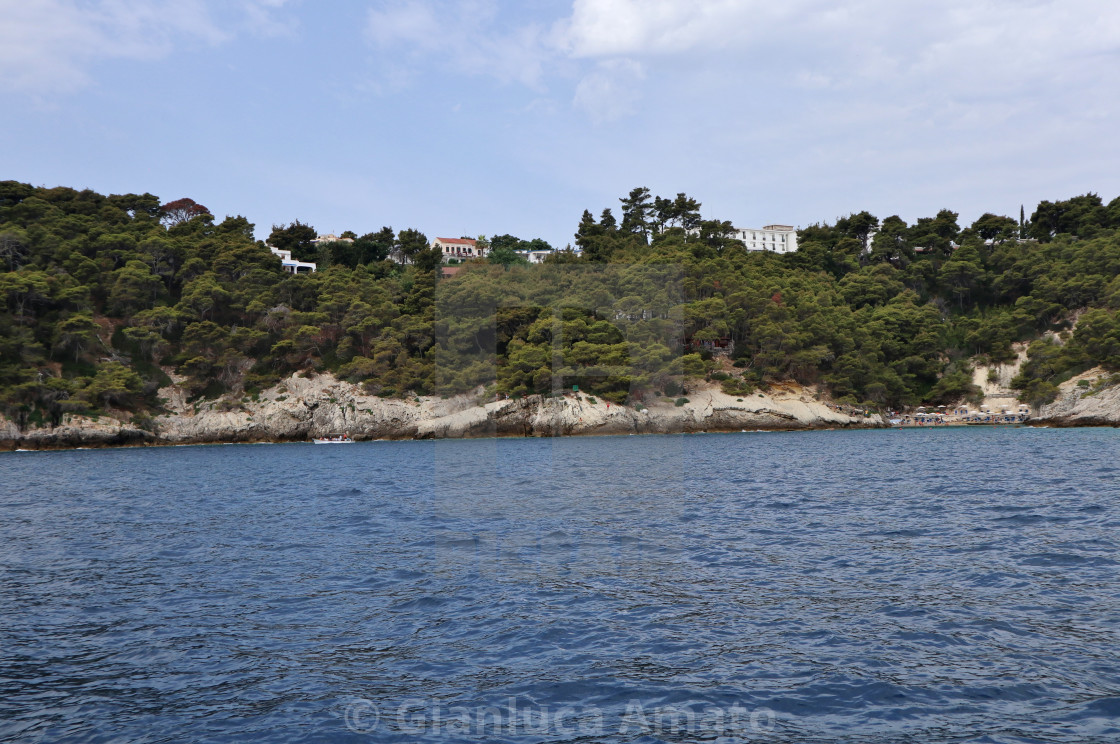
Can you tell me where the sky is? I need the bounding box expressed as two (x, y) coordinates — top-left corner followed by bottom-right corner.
(3, 0), (1120, 249)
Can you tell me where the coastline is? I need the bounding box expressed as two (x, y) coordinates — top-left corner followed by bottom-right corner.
(10, 366), (1120, 452)
(1031, 367), (1120, 427)
(0, 374), (884, 451)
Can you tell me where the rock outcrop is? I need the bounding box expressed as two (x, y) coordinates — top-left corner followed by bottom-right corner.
(972, 344), (1029, 413)
(0, 374), (884, 450)
(1036, 368), (1120, 427)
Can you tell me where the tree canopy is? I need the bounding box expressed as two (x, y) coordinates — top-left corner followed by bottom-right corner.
(3, 179), (1120, 430)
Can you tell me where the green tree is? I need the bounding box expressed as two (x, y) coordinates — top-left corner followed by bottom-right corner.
(84, 362), (143, 408)
(940, 243), (987, 308)
(619, 187), (653, 243)
(268, 221), (318, 261)
(489, 234), (524, 253)
(177, 273), (233, 321)
(576, 209), (623, 263)
(1030, 194), (1108, 241)
(354, 227), (395, 264)
(52, 313), (102, 361)
(0, 228), (28, 270)
(395, 228), (430, 261)
(109, 260), (165, 314)
(971, 213), (1018, 242)
(488, 245), (529, 268)
(836, 210), (880, 252)
(0, 270), (50, 321)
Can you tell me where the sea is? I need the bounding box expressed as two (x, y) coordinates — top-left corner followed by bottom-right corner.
(2, 427), (1119, 743)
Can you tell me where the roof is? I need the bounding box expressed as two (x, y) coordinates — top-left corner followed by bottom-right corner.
(435, 237), (476, 246)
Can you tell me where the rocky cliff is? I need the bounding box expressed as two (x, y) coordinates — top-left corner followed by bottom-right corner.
(1035, 367), (1120, 426)
(0, 374), (884, 450)
(971, 344), (1029, 413)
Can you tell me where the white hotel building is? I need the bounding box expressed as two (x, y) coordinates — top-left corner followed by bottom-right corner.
(733, 224), (798, 254)
(269, 246), (316, 274)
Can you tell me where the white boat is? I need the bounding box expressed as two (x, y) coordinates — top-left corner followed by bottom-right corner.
(312, 435), (354, 444)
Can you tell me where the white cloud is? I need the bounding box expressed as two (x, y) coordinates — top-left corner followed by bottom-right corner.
(364, 0), (550, 88)
(572, 59), (645, 123)
(0, 0), (298, 94)
(0, 0), (220, 93)
(549, 0), (1120, 147)
(365, 0), (557, 89)
(241, 0), (300, 37)
(351, 0), (1120, 156)
(559, 0), (776, 57)
(557, 0), (1120, 90)
(366, 1), (441, 48)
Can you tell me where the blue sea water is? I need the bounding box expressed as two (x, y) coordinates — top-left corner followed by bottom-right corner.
(2, 427), (1120, 743)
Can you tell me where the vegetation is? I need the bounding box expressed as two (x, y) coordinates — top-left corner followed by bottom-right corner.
(3, 179), (1120, 430)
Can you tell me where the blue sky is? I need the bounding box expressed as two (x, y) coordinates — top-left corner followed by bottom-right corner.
(3, 0), (1120, 249)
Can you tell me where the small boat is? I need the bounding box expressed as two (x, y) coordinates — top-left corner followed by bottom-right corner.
(312, 434), (354, 444)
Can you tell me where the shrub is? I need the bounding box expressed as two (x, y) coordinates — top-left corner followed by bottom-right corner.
(674, 397), (689, 406)
(721, 377), (755, 396)
(928, 366), (983, 406)
(1020, 379), (1059, 408)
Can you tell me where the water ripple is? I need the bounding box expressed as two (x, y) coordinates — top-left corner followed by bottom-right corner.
(2, 428), (1120, 742)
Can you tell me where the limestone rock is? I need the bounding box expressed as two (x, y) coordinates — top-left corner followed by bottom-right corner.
(1, 374), (883, 450)
(1037, 368), (1120, 426)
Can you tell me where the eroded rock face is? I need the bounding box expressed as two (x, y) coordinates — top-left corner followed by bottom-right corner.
(1036, 368), (1120, 427)
(0, 374), (883, 450)
(2, 416), (155, 449)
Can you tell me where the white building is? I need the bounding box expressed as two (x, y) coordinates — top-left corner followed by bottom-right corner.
(269, 246), (316, 274)
(520, 249), (554, 264)
(434, 237), (489, 262)
(733, 224), (798, 254)
(311, 233), (353, 245)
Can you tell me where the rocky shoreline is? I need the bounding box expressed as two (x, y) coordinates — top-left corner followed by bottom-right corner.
(0, 374), (884, 451)
(1033, 367), (1120, 427)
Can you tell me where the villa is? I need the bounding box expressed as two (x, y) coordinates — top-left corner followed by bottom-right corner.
(311, 233), (353, 245)
(434, 237), (489, 262)
(731, 225), (798, 254)
(521, 249), (554, 264)
(269, 246), (316, 274)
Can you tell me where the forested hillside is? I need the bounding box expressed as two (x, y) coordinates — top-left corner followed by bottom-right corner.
(3, 180), (1120, 431)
